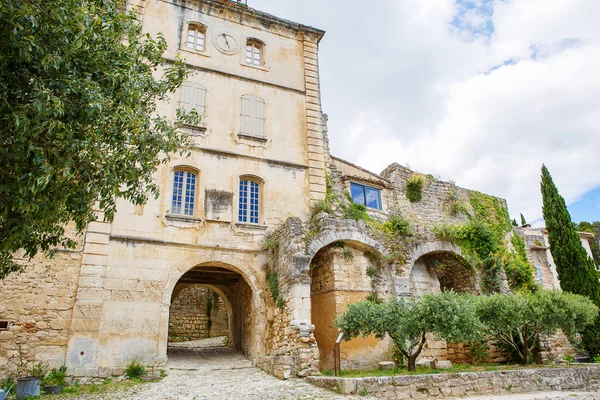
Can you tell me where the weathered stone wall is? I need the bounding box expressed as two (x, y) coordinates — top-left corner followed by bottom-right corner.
(307, 366), (600, 399)
(0, 225), (83, 376)
(537, 330), (577, 363)
(168, 286), (228, 341)
(380, 163), (476, 229)
(310, 245), (393, 371)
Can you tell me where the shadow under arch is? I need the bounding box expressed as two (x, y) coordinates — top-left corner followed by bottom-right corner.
(158, 256), (266, 363)
(408, 242), (480, 296)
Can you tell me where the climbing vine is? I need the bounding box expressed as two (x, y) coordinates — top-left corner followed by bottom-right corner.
(266, 268), (285, 309)
(434, 191), (536, 293)
(506, 233), (536, 292)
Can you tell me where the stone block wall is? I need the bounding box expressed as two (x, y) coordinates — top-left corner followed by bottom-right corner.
(168, 286), (228, 341)
(0, 225), (83, 376)
(307, 366), (600, 399)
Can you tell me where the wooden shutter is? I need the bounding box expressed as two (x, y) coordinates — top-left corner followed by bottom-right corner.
(179, 82), (206, 126)
(240, 95), (265, 137)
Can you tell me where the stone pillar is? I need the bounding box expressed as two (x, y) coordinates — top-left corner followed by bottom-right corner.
(65, 218), (111, 377)
(303, 37), (326, 202)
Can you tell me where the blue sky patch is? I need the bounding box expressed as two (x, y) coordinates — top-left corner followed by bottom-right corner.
(451, 0), (495, 41)
(568, 186), (600, 223)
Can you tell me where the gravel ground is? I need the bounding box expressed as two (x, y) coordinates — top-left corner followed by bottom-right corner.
(57, 338), (599, 400)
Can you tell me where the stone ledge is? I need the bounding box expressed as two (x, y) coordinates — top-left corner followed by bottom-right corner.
(306, 365), (600, 399)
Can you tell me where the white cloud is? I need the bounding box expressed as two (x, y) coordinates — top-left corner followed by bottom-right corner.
(250, 0), (600, 222)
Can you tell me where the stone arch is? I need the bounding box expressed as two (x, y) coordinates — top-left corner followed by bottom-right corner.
(307, 229), (386, 261)
(405, 240), (465, 275)
(158, 254), (266, 362)
(407, 241), (480, 296)
(308, 231), (390, 371)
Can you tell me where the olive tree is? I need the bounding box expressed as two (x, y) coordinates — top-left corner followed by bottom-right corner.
(0, 0), (199, 278)
(335, 291), (482, 371)
(477, 290), (598, 364)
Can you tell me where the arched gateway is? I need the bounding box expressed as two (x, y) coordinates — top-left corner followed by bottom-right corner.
(158, 256), (267, 365)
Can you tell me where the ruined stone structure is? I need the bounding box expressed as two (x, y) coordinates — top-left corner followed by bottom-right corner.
(0, 0), (596, 381)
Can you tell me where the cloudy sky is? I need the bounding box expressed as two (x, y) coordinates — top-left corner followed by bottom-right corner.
(249, 0), (600, 224)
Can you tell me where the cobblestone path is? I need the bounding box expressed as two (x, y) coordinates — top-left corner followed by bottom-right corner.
(66, 338), (376, 400)
(59, 338), (600, 400)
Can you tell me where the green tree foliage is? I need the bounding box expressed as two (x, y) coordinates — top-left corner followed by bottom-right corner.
(511, 218), (518, 227)
(335, 292), (481, 371)
(477, 290), (597, 364)
(541, 165), (600, 356)
(0, 0), (197, 278)
(520, 213), (527, 226)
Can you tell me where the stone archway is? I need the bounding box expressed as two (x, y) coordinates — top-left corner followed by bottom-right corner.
(408, 246), (479, 296)
(158, 255), (266, 365)
(308, 234), (390, 371)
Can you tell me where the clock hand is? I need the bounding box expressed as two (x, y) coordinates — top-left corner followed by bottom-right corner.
(222, 33), (230, 49)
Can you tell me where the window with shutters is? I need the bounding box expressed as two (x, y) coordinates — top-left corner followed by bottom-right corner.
(245, 39), (263, 66)
(239, 94), (265, 139)
(179, 82), (207, 129)
(238, 177), (261, 224)
(171, 169), (198, 217)
(185, 24), (206, 52)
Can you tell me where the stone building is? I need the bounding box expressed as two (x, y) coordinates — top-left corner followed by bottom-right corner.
(0, 0), (596, 380)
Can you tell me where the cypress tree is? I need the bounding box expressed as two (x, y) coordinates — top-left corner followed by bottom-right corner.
(511, 218), (518, 227)
(520, 213), (527, 226)
(541, 164), (600, 356)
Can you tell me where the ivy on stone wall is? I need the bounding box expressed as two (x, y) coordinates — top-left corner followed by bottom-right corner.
(262, 228), (286, 309)
(434, 191), (536, 294)
(266, 268), (285, 309)
(506, 234), (536, 292)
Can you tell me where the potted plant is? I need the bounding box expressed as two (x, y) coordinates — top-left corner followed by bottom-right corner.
(42, 366), (67, 394)
(15, 361), (44, 399)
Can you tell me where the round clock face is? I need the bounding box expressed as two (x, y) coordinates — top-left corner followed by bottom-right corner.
(214, 33), (239, 55)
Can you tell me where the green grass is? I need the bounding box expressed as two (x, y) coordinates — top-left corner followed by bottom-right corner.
(320, 362), (593, 378)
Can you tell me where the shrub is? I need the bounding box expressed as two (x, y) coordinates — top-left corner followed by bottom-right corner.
(476, 290), (598, 365)
(43, 366), (67, 386)
(405, 174), (426, 203)
(336, 291), (481, 371)
(380, 214), (412, 236)
(343, 201), (369, 221)
(124, 360), (146, 379)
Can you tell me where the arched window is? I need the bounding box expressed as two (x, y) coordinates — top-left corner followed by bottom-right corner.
(238, 178), (260, 224)
(240, 94), (265, 138)
(179, 82), (207, 126)
(171, 169), (198, 216)
(186, 24), (206, 52)
(245, 39), (263, 66)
